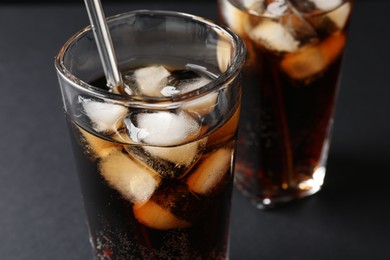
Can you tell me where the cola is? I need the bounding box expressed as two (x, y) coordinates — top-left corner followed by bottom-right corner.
(219, 0), (353, 207)
(67, 65), (240, 259)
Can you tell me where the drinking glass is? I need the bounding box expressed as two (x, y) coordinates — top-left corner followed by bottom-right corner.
(55, 10), (245, 259)
(218, 0), (353, 208)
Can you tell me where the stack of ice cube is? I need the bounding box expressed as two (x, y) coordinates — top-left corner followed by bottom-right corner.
(76, 63), (232, 230)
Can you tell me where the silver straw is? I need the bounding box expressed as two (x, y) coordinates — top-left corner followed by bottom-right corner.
(83, 0), (123, 89)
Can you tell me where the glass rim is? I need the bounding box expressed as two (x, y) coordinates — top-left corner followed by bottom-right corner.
(54, 9), (246, 106)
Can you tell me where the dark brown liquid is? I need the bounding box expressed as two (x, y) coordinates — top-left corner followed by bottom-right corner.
(236, 47), (341, 198)
(67, 67), (240, 258)
(219, 0), (352, 205)
(69, 130), (233, 258)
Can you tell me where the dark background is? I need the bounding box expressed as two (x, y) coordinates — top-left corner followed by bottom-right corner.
(0, 0), (373, 3)
(0, 0), (389, 259)
(3, 0), (212, 3)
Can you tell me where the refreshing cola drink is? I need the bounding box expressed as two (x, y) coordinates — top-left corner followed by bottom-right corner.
(68, 65), (240, 259)
(55, 11), (245, 259)
(219, 0), (353, 207)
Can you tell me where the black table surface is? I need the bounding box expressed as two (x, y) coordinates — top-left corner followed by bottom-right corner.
(1, 1), (389, 259)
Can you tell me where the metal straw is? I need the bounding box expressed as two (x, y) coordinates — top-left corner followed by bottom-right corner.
(83, 0), (123, 89)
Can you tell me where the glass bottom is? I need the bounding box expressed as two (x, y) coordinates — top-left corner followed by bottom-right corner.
(235, 167), (326, 209)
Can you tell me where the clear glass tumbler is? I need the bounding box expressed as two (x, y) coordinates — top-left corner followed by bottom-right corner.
(218, 0), (353, 208)
(55, 10), (245, 259)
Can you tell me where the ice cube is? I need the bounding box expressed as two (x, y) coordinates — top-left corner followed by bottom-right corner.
(176, 75), (212, 94)
(312, 0), (343, 11)
(290, 0), (350, 32)
(280, 44), (325, 81)
(243, 0), (265, 8)
(125, 137), (206, 179)
(134, 65), (171, 97)
(133, 181), (204, 229)
(133, 201), (191, 230)
(78, 126), (120, 159)
(290, 0), (342, 13)
(166, 65), (213, 95)
(183, 92), (219, 116)
(125, 111), (200, 146)
(81, 98), (128, 133)
(178, 75), (218, 116)
(266, 0), (288, 17)
(220, 0), (251, 36)
(280, 32), (346, 81)
(170, 70), (216, 114)
(99, 151), (160, 205)
(327, 2), (351, 30)
(187, 148), (233, 195)
(144, 138), (207, 167)
(248, 19), (299, 53)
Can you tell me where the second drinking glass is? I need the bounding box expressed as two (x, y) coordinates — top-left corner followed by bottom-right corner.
(219, 0), (353, 208)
